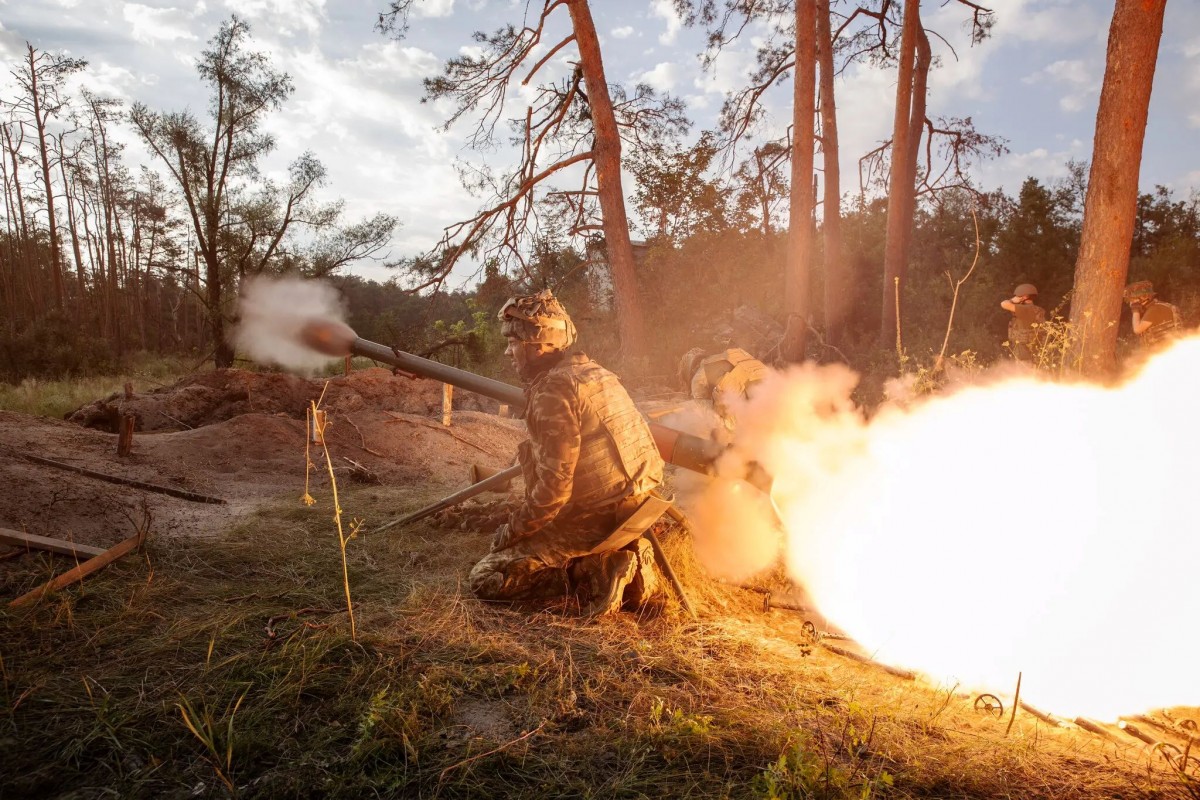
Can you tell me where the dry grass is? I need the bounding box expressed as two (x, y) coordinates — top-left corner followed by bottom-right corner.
(0, 487), (1193, 799)
(0, 353), (206, 418)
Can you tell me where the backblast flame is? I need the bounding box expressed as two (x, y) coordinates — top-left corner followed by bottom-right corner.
(717, 340), (1200, 721)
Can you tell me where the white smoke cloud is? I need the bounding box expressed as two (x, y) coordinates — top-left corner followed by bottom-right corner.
(714, 344), (1200, 720)
(232, 275), (347, 372)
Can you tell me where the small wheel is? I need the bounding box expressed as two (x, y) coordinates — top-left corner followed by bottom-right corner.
(1180, 718), (1198, 733)
(974, 694), (1004, 719)
(800, 620), (819, 644)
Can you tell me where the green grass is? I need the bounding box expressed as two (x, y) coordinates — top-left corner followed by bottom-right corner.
(0, 353), (208, 418)
(0, 487), (1189, 799)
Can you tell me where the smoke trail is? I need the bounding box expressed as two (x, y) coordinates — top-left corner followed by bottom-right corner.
(720, 343), (1200, 720)
(232, 276), (347, 371)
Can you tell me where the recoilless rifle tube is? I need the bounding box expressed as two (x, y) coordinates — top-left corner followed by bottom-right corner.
(299, 319), (764, 485)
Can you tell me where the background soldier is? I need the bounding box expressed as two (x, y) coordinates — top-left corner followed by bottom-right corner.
(678, 347), (768, 433)
(1124, 280), (1181, 347)
(1000, 283), (1046, 362)
(469, 290), (666, 617)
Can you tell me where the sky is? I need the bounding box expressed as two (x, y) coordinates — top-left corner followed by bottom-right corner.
(2, 0), (1198, 283)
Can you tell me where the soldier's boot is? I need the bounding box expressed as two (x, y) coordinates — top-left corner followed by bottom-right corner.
(622, 538), (663, 611)
(577, 550), (637, 618)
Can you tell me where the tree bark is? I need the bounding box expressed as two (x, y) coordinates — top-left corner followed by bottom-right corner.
(1068, 0), (1167, 375)
(781, 0), (818, 364)
(26, 46), (66, 311)
(879, 0), (927, 346)
(816, 0), (846, 346)
(56, 140), (88, 314)
(566, 0), (648, 366)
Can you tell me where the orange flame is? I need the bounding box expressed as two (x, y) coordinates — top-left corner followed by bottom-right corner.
(718, 340), (1200, 720)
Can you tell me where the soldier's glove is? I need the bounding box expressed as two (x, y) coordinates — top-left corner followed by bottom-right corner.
(491, 523), (517, 553)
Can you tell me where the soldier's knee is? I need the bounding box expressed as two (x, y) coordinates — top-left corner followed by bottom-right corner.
(468, 557), (506, 600)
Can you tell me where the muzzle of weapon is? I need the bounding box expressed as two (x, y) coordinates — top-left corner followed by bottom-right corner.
(298, 319), (771, 490)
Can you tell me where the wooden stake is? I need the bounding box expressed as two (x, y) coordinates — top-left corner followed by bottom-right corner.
(117, 413), (135, 457)
(344, 354), (352, 375)
(8, 529), (146, 608)
(442, 383), (454, 427)
(123, 382), (133, 400)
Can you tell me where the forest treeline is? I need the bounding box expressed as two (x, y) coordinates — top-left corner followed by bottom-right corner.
(1, 5), (1192, 387)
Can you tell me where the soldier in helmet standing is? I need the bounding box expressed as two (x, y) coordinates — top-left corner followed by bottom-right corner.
(1124, 281), (1181, 348)
(468, 290), (666, 617)
(1000, 284), (1046, 362)
(678, 346), (768, 435)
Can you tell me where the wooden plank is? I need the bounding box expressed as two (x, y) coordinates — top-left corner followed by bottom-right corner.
(8, 531), (146, 608)
(0, 528), (107, 559)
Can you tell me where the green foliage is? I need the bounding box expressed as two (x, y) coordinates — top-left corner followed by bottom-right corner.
(752, 728), (893, 800)
(0, 309), (115, 382)
(649, 695), (714, 737)
(0, 352), (200, 417)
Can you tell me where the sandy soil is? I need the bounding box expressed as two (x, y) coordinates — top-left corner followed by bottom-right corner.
(0, 368), (526, 554)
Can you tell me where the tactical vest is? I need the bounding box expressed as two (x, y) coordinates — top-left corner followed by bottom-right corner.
(1008, 303), (1046, 361)
(1008, 304), (1045, 345)
(699, 348), (768, 420)
(529, 353), (664, 509)
(1141, 301), (1181, 346)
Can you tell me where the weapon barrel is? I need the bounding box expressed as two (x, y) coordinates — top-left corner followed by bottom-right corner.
(375, 463), (524, 533)
(350, 338), (525, 407)
(349, 335), (767, 486)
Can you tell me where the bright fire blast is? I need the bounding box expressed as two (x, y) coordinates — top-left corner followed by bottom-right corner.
(716, 341), (1200, 721)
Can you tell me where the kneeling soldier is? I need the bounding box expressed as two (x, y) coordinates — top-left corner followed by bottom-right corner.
(469, 290), (665, 617)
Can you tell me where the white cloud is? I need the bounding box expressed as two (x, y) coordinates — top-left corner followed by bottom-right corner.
(987, 0), (1105, 46)
(72, 61), (145, 99)
(221, 0), (326, 38)
(611, 26), (633, 40)
(976, 143), (1089, 194)
(123, 4), (200, 45)
(1022, 59), (1098, 114)
(1024, 59), (1091, 86)
(413, 0), (454, 18)
(650, 0), (681, 46)
(637, 61), (678, 92)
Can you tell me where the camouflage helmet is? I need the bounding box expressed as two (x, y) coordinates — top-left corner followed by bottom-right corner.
(1124, 280), (1155, 304)
(1014, 283), (1038, 298)
(678, 347), (707, 390)
(498, 289), (577, 350)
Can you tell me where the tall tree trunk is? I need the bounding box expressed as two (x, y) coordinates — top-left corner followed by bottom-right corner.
(816, 0), (846, 346)
(2, 123), (39, 321)
(57, 139), (88, 315)
(1068, 0), (1167, 375)
(566, 0), (648, 366)
(879, 0), (927, 346)
(781, 0), (818, 363)
(0, 133), (19, 334)
(27, 45), (65, 310)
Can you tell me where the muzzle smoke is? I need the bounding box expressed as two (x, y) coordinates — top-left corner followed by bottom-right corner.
(233, 276), (348, 371)
(710, 341), (1200, 720)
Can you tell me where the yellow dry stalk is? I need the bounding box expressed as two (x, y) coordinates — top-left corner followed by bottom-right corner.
(302, 404), (316, 507)
(305, 385), (358, 641)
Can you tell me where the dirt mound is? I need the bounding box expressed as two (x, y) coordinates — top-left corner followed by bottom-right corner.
(67, 367), (500, 433)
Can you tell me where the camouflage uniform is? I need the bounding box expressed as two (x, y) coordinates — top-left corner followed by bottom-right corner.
(1137, 299), (1182, 347)
(468, 350), (665, 606)
(1008, 303), (1046, 362)
(688, 348), (768, 428)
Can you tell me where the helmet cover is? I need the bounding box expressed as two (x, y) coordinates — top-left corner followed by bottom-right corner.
(497, 289), (577, 349)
